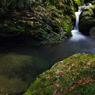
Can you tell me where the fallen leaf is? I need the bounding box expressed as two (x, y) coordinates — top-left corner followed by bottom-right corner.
(67, 67), (72, 72)
(46, 75), (51, 79)
(53, 89), (57, 95)
(55, 83), (60, 87)
(58, 71), (64, 75)
(66, 62), (70, 65)
(57, 92), (61, 95)
(87, 62), (91, 66)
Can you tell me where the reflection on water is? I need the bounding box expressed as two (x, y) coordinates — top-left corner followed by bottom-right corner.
(0, 48), (52, 95)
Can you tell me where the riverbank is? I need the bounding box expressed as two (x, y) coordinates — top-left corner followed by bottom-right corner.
(0, 1), (76, 47)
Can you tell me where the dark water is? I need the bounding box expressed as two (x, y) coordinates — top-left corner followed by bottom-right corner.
(0, 33), (95, 95)
(0, 3), (95, 95)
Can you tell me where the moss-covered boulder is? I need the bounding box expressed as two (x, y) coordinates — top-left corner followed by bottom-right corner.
(79, 5), (95, 35)
(24, 53), (95, 95)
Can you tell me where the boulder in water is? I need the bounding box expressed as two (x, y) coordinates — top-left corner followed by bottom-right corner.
(79, 5), (95, 35)
(89, 26), (95, 37)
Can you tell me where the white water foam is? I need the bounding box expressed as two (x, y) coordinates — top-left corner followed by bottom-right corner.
(70, 3), (92, 41)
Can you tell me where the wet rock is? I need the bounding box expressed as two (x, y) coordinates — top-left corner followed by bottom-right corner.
(0, 1), (76, 46)
(79, 5), (95, 35)
(89, 26), (95, 37)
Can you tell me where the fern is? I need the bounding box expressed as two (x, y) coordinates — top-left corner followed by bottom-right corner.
(0, 8), (5, 16)
(62, 20), (71, 37)
(44, 0), (50, 6)
(74, 0), (84, 6)
(74, 0), (81, 6)
(92, 0), (95, 5)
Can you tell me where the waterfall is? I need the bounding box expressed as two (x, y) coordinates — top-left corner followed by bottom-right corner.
(74, 3), (92, 30)
(74, 11), (81, 30)
(74, 5), (86, 30)
(70, 3), (92, 41)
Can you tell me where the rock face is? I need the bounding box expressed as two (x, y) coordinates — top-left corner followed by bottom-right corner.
(0, 3), (75, 46)
(24, 53), (95, 95)
(79, 5), (95, 35)
(89, 26), (95, 37)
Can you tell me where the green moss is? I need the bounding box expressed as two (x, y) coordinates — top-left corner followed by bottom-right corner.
(27, 22), (34, 27)
(81, 6), (94, 17)
(79, 5), (95, 34)
(3, 24), (8, 27)
(72, 83), (95, 95)
(0, 0), (76, 46)
(24, 53), (95, 95)
(51, 19), (60, 33)
(58, 16), (72, 37)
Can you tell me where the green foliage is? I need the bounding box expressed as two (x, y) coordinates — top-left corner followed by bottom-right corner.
(0, 0), (79, 10)
(44, 0), (50, 6)
(0, 0), (76, 44)
(0, 8), (5, 16)
(3, 24), (8, 27)
(80, 0), (84, 6)
(74, 0), (84, 6)
(0, 0), (37, 9)
(63, 21), (71, 36)
(53, 32), (61, 41)
(37, 28), (48, 40)
(74, 0), (81, 6)
(44, 0), (62, 6)
(92, 0), (95, 5)
(59, 16), (72, 37)
(80, 84), (95, 95)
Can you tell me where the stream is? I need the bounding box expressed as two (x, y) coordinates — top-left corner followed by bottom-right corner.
(0, 3), (95, 95)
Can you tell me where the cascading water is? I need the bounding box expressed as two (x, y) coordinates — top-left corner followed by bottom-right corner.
(74, 11), (81, 30)
(75, 3), (92, 30)
(70, 3), (92, 41)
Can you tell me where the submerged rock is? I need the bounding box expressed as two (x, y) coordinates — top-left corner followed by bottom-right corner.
(24, 53), (95, 95)
(79, 5), (95, 35)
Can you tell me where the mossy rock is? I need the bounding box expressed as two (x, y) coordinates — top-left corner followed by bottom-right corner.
(0, 3), (75, 46)
(24, 53), (95, 95)
(79, 5), (95, 35)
